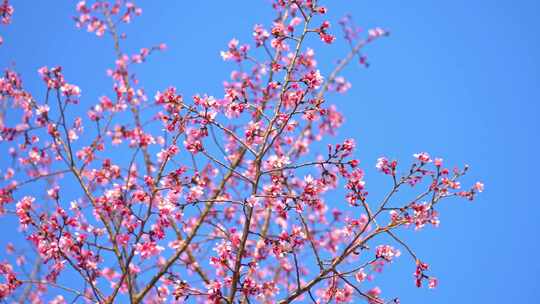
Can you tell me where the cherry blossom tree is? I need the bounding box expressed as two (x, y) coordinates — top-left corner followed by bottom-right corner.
(0, 1), (483, 303)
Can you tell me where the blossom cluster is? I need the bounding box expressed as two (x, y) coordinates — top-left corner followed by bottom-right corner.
(0, 0), (13, 45)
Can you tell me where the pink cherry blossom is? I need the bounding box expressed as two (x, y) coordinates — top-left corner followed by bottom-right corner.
(375, 245), (401, 261)
(135, 241), (164, 259)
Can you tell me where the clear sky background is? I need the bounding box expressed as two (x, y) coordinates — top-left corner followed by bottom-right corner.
(1, 0), (539, 303)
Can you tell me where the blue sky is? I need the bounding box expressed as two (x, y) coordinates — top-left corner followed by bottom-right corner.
(1, 0), (539, 303)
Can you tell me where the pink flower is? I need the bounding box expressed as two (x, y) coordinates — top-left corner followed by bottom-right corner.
(413, 152), (432, 163)
(368, 27), (387, 39)
(0, 1), (14, 26)
(265, 155), (291, 170)
(49, 295), (65, 304)
(75, 1), (86, 12)
(320, 32), (335, 44)
(428, 277), (438, 289)
(331, 76), (351, 93)
(116, 234), (130, 247)
(367, 287), (382, 304)
(253, 24), (269, 47)
(47, 186), (59, 200)
(355, 268), (367, 282)
(271, 22), (286, 37)
(341, 138), (355, 154)
(61, 83), (81, 96)
(36, 104), (50, 116)
(376, 157), (397, 175)
(474, 182), (484, 192)
(135, 241), (164, 259)
(186, 185), (204, 202)
(220, 38), (249, 62)
(375, 245), (401, 261)
(15, 196), (34, 228)
(302, 70), (324, 89)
